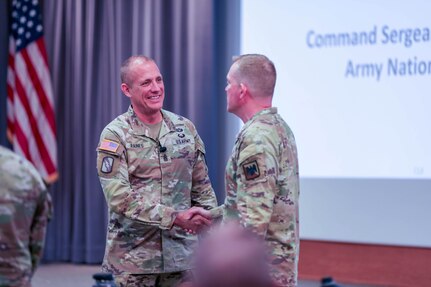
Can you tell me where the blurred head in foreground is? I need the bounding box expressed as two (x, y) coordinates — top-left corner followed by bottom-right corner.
(192, 222), (273, 287)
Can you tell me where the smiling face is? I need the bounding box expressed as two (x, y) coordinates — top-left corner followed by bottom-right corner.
(122, 59), (165, 118)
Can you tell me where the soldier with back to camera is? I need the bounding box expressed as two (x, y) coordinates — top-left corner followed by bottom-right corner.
(218, 54), (300, 286)
(0, 146), (53, 287)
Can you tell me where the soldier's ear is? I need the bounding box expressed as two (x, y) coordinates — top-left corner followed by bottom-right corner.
(239, 83), (247, 100)
(121, 83), (132, 98)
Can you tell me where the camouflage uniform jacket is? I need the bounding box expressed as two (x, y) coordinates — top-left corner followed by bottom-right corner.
(224, 107), (300, 287)
(0, 146), (53, 287)
(96, 106), (217, 275)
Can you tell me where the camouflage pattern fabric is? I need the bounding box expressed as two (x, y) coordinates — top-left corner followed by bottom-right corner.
(114, 271), (190, 287)
(223, 107), (300, 287)
(96, 106), (217, 278)
(0, 146), (53, 287)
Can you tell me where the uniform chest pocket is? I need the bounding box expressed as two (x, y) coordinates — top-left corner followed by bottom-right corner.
(127, 143), (161, 181)
(168, 136), (196, 165)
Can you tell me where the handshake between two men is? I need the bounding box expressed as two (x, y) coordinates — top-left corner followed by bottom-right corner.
(173, 206), (221, 234)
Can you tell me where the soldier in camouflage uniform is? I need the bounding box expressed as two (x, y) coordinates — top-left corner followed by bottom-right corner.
(96, 55), (217, 287)
(222, 54), (300, 286)
(0, 146), (53, 287)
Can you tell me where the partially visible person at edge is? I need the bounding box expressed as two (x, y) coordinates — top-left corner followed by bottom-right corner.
(191, 222), (275, 287)
(211, 54), (300, 286)
(96, 55), (217, 287)
(0, 146), (53, 287)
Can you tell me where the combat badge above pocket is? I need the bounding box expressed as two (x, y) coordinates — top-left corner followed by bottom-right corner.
(97, 139), (123, 178)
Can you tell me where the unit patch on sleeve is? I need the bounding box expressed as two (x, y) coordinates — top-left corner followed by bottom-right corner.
(99, 139), (120, 153)
(242, 160), (260, 180)
(101, 156), (114, 174)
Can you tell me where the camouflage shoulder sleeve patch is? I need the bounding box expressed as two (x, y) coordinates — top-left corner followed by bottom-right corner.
(97, 137), (124, 178)
(100, 156), (115, 174)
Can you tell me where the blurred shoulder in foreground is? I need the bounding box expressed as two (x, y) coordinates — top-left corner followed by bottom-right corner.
(0, 146), (53, 287)
(180, 221), (276, 287)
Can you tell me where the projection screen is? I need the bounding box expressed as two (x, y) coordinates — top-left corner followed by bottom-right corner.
(241, 0), (431, 247)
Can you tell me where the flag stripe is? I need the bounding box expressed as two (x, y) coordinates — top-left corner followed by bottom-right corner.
(36, 38), (50, 76)
(28, 40), (55, 108)
(14, 119), (32, 163)
(13, 66), (56, 174)
(7, 0), (58, 183)
(13, 91), (49, 178)
(25, 44), (50, 96)
(6, 52), (15, 120)
(21, 45), (56, 134)
(27, 126), (48, 177)
(14, 53), (57, 158)
(6, 118), (15, 144)
(7, 49), (16, 143)
(6, 85), (14, 122)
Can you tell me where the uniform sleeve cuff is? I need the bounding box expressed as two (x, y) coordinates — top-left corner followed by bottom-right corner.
(209, 205), (224, 219)
(160, 207), (178, 230)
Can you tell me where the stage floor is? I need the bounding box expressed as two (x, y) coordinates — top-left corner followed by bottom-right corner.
(32, 263), (374, 287)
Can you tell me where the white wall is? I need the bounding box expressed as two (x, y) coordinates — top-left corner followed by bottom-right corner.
(241, 0), (431, 247)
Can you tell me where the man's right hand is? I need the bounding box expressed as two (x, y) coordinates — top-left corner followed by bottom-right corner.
(174, 207), (212, 234)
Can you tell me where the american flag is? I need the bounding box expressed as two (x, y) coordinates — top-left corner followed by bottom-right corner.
(7, 0), (58, 183)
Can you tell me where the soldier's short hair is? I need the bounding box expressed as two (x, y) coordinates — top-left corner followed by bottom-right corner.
(120, 55), (155, 86)
(232, 54), (277, 97)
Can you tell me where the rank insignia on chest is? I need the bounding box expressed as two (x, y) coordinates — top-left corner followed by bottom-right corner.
(242, 160), (260, 180)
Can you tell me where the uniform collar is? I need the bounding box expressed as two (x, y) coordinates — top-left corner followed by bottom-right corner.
(240, 107), (277, 134)
(237, 107), (277, 142)
(246, 107), (277, 124)
(127, 105), (176, 138)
